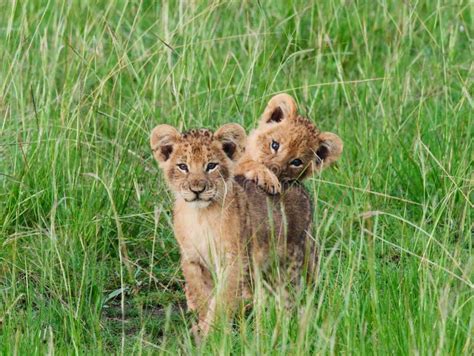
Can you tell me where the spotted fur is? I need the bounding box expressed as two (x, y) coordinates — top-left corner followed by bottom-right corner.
(150, 123), (314, 340)
(236, 93), (343, 194)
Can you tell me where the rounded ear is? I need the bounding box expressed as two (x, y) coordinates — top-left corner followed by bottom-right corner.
(260, 93), (297, 126)
(313, 132), (343, 170)
(214, 123), (247, 161)
(150, 124), (180, 166)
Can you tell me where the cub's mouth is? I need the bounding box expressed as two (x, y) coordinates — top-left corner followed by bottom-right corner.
(179, 181), (218, 206)
(185, 197), (213, 208)
(184, 197), (212, 203)
(181, 190), (216, 207)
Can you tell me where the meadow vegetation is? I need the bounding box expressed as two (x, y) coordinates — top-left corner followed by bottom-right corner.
(0, 1), (472, 354)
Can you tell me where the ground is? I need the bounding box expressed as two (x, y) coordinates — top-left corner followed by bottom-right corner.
(0, 1), (472, 354)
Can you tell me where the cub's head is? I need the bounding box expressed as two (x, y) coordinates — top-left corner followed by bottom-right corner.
(150, 124), (246, 208)
(247, 93), (343, 182)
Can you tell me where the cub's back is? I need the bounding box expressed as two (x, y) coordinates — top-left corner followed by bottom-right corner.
(233, 175), (314, 271)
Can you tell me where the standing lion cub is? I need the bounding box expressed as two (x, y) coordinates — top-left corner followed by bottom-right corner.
(150, 123), (314, 338)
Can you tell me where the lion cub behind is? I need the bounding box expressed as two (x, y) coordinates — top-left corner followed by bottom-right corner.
(236, 93), (343, 194)
(150, 123), (313, 338)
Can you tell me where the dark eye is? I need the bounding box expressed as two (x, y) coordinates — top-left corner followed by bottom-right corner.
(271, 140), (280, 152)
(290, 159), (303, 167)
(177, 163), (188, 172)
(206, 162), (218, 172)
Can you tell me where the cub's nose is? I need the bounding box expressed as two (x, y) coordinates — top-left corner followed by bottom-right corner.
(269, 163), (281, 176)
(189, 179), (207, 194)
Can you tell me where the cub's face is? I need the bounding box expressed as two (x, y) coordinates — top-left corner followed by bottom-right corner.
(150, 124), (246, 208)
(248, 94), (343, 182)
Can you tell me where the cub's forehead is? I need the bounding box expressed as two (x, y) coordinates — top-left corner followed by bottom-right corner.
(270, 116), (319, 142)
(181, 128), (214, 141)
(173, 128), (222, 159)
(288, 116), (319, 139)
(180, 129), (215, 149)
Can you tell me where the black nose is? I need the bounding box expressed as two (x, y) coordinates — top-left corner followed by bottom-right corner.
(269, 164), (280, 175)
(190, 180), (207, 194)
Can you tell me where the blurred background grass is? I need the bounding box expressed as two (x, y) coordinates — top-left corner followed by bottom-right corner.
(0, 0), (472, 354)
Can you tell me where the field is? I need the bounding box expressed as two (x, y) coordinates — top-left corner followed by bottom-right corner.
(0, 0), (472, 354)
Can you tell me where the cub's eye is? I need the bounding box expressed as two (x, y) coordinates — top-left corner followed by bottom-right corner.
(290, 159), (303, 167)
(177, 163), (188, 172)
(271, 140), (280, 152)
(206, 162), (218, 172)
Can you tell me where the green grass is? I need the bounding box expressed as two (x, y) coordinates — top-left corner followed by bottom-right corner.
(0, 0), (472, 354)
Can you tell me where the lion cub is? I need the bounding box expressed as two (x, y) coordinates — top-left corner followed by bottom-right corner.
(150, 123), (313, 338)
(236, 93), (343, 194)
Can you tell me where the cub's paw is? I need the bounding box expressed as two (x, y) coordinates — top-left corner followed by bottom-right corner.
(191, 324), (202, 344)
(245, 167), (281, 194)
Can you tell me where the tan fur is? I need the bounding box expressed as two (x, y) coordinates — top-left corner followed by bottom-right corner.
(150, 124), (314, 339)
(236, 93), (343, 194)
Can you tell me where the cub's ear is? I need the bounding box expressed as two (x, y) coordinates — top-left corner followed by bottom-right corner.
(313, 132), (343, 170)
(215, 123), (247, 161)
(150, 124), (180, 166)
(260, 93), (297, 126)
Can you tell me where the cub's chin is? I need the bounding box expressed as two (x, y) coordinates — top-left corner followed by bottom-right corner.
(188, 200), (212, 209)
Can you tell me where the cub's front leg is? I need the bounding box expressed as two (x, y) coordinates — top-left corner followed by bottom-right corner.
(236, 157), (281, 194)
(181, 260), (213, 332)
(199, 253), (245, 336)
